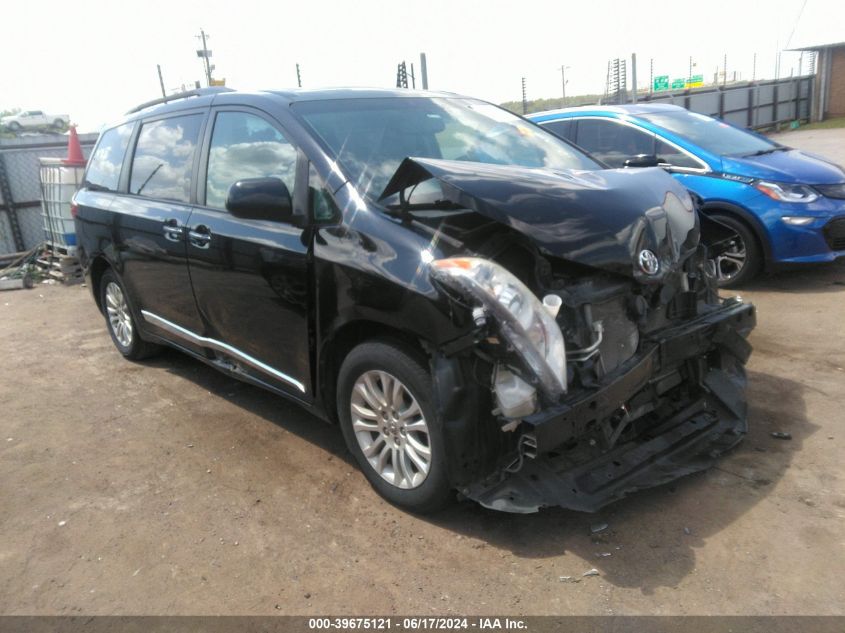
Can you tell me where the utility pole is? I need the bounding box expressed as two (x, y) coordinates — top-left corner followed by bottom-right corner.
(196, 29), (214, 86)
(296, 63), (302, 88)
(649, 58), (654, 94)
(559, 65), (569, 107)
(157, 64), (166, 97)
(420, 53), (428, 89)
(410, 63), (416, 89)
(521, 77), (527, 114)
(723, 53), (727, 87)
(631, 53), (638, 103)
(752, 52), (757, 81)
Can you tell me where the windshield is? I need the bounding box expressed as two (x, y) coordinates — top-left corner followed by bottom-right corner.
(293, 97), (600, 199)
(639, 110), (778, 157)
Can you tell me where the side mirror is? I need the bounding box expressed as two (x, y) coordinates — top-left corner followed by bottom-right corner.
(623, 154), (661, 168)
(225, 177), (294, 222)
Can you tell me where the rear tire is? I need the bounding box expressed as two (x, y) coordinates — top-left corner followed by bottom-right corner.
(337, 340), (452, 513)
(709, 213), (762, 288)
(7, 121), (21, 132)
(99, 269), (161, 360)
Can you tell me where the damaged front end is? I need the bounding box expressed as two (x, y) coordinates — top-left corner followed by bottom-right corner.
(382, 157), (757, 513)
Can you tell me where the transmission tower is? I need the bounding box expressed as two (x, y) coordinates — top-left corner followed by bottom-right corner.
(605, 58), (627, 104)
(396, 62), (409, 89)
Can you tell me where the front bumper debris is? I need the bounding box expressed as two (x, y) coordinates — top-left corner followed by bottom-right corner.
(464, 300), (756, 513)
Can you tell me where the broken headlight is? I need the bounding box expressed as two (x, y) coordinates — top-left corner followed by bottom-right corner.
(431, 257), (567, 399)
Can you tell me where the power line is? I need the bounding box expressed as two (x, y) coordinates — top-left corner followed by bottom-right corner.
(784, 0), (809, 49)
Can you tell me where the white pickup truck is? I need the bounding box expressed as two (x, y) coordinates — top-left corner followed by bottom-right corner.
(1, 110), (70, 131)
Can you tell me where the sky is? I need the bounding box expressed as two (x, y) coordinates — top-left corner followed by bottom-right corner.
(2, 0), (843, 132)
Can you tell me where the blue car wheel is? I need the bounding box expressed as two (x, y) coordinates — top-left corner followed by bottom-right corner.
(710, 213), (762, 287)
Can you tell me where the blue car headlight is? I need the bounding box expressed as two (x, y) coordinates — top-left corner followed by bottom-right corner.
(755, 180), (819, 203)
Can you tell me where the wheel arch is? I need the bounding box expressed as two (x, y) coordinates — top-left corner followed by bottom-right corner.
(699, 201), (773, 269)
(89, 255), (112, 314)
(317, 319), (430, 424)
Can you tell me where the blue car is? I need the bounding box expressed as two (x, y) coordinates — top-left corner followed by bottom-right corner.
(528, 104), (845, 286)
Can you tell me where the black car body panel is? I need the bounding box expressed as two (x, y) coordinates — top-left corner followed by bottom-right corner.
(380, 157), (700, 283)
(74, 88), (756, 513)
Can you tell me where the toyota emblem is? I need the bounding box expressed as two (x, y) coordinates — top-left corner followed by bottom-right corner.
(638, 249), (660, 275)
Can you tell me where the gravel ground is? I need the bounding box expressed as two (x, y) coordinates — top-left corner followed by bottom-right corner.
(0, 131), (843, 617)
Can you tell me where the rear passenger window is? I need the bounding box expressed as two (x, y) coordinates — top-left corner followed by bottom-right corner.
(205, 111), (297, 210)
(85, 123), (133, 191)
(130, 114), (202, 202)
(541, 119), (573, 141)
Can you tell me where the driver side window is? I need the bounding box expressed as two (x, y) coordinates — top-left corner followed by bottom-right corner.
(575, 119), (655, 167)
(205, 111), (297, 210)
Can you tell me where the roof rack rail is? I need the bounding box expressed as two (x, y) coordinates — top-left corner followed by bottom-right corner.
(126, 87), (235, 115)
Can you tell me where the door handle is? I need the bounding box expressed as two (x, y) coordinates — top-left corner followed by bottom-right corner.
(162, 218), (184, 242)
(188, 225), (212, 249)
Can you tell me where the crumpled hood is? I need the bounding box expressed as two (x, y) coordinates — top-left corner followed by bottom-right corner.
(380, 157), (700, 281)
(720, 149), (845, 185)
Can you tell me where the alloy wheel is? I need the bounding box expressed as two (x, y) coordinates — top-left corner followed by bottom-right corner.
(350, 370), (432, 489)
(715, 237), (748, 283)
(105, 281), (133, 348)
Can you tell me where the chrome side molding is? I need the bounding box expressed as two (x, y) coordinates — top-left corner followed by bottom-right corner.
(140, 310), (306, 393)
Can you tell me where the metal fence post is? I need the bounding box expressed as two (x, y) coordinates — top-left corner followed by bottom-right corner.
(747, 85), (754, 128)
(0, 155), (25, 252)
(773, 83), (779, 126)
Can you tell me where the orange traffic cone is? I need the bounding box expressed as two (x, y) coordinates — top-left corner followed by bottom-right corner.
(63, 125), (86, 166)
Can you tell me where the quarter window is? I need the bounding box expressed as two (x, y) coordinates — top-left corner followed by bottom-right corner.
(655, 139), (702, 169)
(85, 123), (134, 191)
(129, 114), (203, 203)
(205, 111), (297, 210)
(576, 119), (655, 168)
(309, 164), (339, 222)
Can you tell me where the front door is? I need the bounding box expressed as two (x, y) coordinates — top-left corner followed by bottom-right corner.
(186, 108), (312, 399)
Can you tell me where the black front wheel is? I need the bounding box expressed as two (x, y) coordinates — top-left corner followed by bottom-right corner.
(99, 269), (161, 360)
(709, 213), (762, 288)
(337, 341), (453, 513)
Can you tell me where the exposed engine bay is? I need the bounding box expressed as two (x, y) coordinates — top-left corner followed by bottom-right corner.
(381, 157), (756, 513)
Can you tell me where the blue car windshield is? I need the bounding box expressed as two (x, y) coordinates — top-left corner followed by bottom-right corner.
(293, 97), (600, 199)
(639, 110), (778, 157)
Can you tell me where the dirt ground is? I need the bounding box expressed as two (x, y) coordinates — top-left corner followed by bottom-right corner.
(1, 133), (844, 617)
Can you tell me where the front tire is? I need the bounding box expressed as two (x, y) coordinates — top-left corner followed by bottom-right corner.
(99, 269), (161, 360)
(709, 213), (762, 288)
(337, 341), (452, 513)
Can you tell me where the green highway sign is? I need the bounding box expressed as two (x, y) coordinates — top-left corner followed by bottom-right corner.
(687, 74), (704, 88)
(653, 75), (669, 91)
(671, 78), (687, 90)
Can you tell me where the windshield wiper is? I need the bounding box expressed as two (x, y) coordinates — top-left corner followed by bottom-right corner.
(385, 199), (466, 213)
(82, 182), (110, 192)
(743, 146), (790, 157)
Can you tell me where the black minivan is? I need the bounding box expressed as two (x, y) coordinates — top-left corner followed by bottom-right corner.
(74, 87), (756, 513)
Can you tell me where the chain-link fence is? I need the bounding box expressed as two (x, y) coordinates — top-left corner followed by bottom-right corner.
(0, 133), (98, 255)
